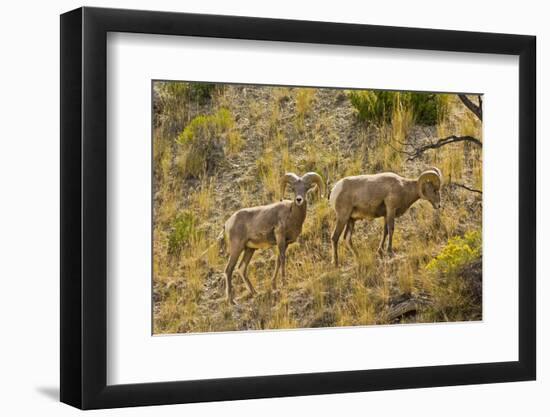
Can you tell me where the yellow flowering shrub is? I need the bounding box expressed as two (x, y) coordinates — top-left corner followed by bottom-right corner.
(426, 230), (481, 275)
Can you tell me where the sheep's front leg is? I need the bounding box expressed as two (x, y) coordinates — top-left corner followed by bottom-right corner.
(377, 219), (388, 256)
(279, 244), (287, 285)
(271, 257), (280, 290)
(273, 227), (287, 289)
(385, 209), (396, 256)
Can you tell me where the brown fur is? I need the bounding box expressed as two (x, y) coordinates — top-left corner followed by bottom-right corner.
(223, 172), (324, 304)
(329, 168), (442, 265)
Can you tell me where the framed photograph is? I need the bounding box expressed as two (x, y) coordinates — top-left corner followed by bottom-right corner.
(60, 6), (536, 409)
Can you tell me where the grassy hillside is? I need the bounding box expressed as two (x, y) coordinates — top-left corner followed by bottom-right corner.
(152, 82), (482, 334)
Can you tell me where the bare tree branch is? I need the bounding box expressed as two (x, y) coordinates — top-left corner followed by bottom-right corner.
(478, 95), (483, 116)
(458, 94), (483, 121)
(448, 182), (482, 195)
(401, 135), (482, 160)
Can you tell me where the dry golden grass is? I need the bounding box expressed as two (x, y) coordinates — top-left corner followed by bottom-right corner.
(295, 88), (315, 133)
(152, 83), (483, 334)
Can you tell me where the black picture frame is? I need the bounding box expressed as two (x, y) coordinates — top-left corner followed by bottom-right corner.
(60, 6), (536, 410)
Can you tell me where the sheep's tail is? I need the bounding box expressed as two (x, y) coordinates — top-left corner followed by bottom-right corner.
(328, 179), (342, 210)
(217, 228), (226, 255)
(197, 228), (226, 261)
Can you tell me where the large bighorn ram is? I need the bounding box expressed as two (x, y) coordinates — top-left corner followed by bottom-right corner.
(329, 168), (442, 266)
(222, 172), (324, 304)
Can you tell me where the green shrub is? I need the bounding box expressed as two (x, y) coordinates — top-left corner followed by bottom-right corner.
(154, 81), (222, 104)
(426, 230), (481, 275)
(422, 230), (482, 322)
(188, 83), (217, 102)
(158, 81), (188, 100)
(176, 108), (236, 178)
(408, 93), (449, 125)
(348, 90), (450, 126)
(168, 211), (200, 255)
(178, 108), (234, 144)
(348, 90), (393, 125)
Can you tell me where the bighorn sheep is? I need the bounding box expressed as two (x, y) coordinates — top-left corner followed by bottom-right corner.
(329, 168), (442, 265)
(222, 172), (324, 304)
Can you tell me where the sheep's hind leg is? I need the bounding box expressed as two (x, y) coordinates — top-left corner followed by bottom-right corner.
(385, 209), (396, 256)
(344, 219), (358, 259)
(238, 247), (257, 296)
(331, 218), (347, 267)
(377, 219), (388, 256)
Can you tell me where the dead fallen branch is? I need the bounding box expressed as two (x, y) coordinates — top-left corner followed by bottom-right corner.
(386, 296), (432, 322)
(387, 300), (420, 321)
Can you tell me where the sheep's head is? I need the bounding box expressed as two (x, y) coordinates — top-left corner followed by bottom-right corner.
(281, 172), (324, 206)
(418, 167), (442, 209)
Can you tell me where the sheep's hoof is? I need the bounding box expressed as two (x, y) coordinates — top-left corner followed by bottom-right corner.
(387, 250), (396, 258)
(226, 296), (237, 305)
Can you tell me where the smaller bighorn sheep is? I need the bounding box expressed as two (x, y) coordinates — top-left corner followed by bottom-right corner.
(222, 172), (324, 304)
(329, 168), (442, 265)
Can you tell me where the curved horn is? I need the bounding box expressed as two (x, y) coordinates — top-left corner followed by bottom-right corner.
(280, 172), (300, 200)
(302, 172), (325, 199)
(427, 166), (443, 184)
(418, 169), (442, 199)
